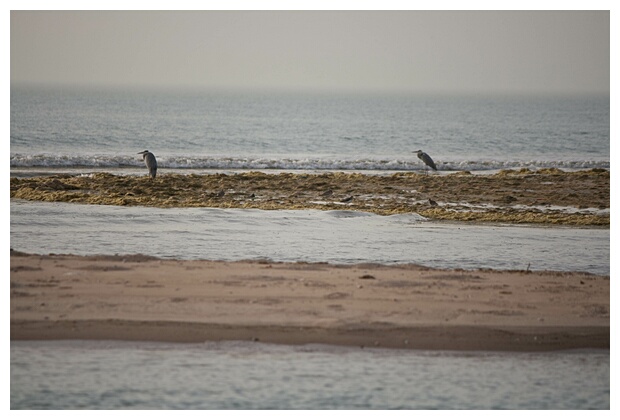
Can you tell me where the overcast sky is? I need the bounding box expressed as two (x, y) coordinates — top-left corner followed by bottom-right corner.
(10, 10), (610, 95)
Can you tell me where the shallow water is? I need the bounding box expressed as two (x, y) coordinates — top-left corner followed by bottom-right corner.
(10, 200), (609, 275)
(10, 340), (609, 410)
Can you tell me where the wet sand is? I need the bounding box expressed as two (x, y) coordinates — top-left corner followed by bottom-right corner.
(11, 252), (609, 351)
(10, 168), (610, 225)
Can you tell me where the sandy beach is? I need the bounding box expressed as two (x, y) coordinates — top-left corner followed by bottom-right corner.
(10, 251), (609, 351)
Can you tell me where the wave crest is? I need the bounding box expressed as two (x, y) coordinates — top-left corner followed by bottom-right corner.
(10, 153), (610, 171)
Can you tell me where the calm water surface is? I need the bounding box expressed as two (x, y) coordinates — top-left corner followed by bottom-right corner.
(10, 340), (610, 410)
(10, 200), (609, 275)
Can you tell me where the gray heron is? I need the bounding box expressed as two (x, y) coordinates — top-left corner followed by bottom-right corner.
(137, 150), (157, 179)
(413, 150), (437, 173)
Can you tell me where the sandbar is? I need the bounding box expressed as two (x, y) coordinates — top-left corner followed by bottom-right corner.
(11, 252), (609, 351)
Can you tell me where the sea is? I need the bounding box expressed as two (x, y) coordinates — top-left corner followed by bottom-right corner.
(9, 86), (611, 409)
(10, 86), (610, 172)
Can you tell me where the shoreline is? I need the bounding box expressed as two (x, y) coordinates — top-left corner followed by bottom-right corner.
(11, 320), (610, 352)
(11, 252), (609, 352)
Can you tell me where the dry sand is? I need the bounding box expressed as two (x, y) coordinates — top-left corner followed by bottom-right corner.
(10, 252), (609, 351)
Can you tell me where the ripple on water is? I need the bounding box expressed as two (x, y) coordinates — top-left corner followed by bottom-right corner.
(9, 200), (610, 274)
(10, 341), (610, 409)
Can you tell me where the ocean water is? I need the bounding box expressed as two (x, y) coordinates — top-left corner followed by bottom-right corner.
(10, 87), (609, 172)
(10, 87), (610, 410)
(10, 341), (610, 410)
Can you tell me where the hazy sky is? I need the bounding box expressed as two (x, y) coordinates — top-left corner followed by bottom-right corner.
(10, 10), (610, 94)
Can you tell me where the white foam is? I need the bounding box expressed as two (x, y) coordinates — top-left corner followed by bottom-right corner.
(9, 153), (611, 172)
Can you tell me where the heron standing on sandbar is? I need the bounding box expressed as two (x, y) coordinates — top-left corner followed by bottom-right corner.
(413, 150), (437, 173)
(138, 150), (157, 179)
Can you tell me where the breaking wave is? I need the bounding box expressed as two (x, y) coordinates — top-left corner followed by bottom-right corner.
(10, 153), (610, 172)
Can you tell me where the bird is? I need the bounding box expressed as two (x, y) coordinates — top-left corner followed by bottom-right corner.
(137, 150), (157, 179)
(413, 150), (437, 173)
